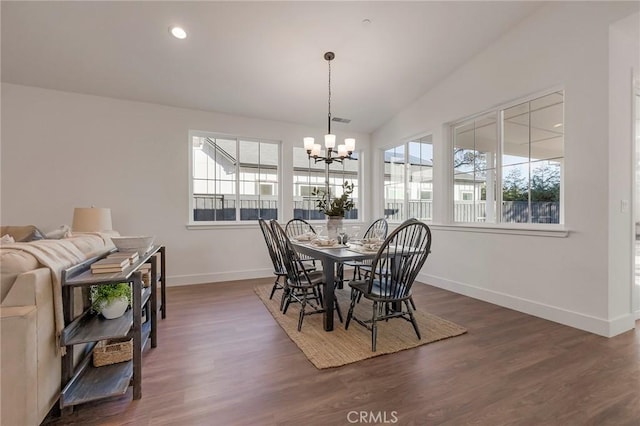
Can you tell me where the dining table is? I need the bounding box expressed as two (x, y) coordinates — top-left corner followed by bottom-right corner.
(290, 240), (378, 331)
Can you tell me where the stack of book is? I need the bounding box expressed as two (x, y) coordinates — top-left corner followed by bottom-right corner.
(109, 251), (140, 265)
(90, 252), (139, 274)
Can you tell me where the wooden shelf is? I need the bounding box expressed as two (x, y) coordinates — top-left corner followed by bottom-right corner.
(61, 322), (151, 408)
(61, 287), (151, 346)
(60, 244), (165, 414)
(61, 359), (132, 407)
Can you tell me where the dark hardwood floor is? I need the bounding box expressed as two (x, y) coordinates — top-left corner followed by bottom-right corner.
(47, 278), (640, 426)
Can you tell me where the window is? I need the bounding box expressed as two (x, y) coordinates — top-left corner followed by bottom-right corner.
(451, 91), (564, 224)
(190, 132), (280, 222)
(292, 147), (360, 220)
(383, 135), (433, 222)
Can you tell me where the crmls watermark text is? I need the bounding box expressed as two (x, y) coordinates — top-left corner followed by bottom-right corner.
(347, 411), (399, 424)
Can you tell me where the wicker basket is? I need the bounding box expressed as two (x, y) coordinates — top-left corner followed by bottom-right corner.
(92, 339), (133, 367)
(139, 264), (151, 287)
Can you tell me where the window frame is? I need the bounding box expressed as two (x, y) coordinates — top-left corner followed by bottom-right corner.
(381, 133), (434, 224)
(448, 87), (565, 228)
(187, 130), (282, 226)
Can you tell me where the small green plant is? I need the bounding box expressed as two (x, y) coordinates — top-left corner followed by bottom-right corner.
(91, 283), (132, 312)
(311, 181), (355, 217)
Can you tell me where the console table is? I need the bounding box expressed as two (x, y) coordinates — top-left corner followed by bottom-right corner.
(59, 245), (166, 411)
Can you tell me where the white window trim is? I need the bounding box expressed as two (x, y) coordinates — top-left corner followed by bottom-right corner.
(187, 130), (282, 226)
(381, 132), (434, 224)
(428, 223), (569, 238)
(446, 86), (565, 229)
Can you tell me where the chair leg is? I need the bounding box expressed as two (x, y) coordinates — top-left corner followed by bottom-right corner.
(409, 296), (416, 311)
(279, 286), (289, 312)
(297, 288), (308, 331)
(371, 301), (378, 352)
(282, 288), (292, 314)
(345, 289), (358, 329)
(337, 264), (344, 289)
(317, 286), (324, 307)
(269, 276), (280, 300)
(405, 300), (421, 340)
(335, 297), (344, 323)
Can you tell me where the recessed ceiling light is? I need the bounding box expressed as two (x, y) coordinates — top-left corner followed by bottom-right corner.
(362, 18), (372, 25)
(169, 26), (187, 40)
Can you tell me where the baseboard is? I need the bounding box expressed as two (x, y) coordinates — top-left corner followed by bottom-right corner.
(168, 268), (273, 287)
(418, 272), (636, 337)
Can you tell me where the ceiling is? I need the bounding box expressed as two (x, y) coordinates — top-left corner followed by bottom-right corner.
(1, 1), (543, 134)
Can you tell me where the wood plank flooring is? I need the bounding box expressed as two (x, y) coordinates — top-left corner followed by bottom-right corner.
(46, 278), (640, 426)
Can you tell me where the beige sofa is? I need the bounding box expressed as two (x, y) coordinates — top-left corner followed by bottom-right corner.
(1, 229), (114, 426)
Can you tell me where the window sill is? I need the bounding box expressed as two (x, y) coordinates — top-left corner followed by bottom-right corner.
(186, 219), (368, 230)
(186, 222), (260, 230)
(427, 223), (569, 237)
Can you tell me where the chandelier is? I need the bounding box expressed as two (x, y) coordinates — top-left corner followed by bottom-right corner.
(303, 52), (356, 164)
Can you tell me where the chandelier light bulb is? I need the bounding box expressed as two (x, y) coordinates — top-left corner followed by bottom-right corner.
(304, 137), (315, 151)
(345, 138), (356, 152)
(325, 134), (336, 149)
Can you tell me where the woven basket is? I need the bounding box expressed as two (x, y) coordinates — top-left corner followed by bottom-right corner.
(93, 339), (133, 367)
(140, 264), (151, 287)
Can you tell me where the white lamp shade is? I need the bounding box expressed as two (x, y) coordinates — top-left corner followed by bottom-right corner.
(337, 144), (348, 157)
(311, 144), (321, 157)
(345, 138), (356, 151)
(303, 137), (315, 151)
(324, 134), (336, 149)
(72, 207), (113, 232)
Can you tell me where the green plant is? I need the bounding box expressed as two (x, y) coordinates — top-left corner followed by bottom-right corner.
(311, 181), (355, 217)
(91, 283), (132, 312)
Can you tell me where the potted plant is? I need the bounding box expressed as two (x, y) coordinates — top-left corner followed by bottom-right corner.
(311, 181), (355, 239)
(91, 282), (132, 319)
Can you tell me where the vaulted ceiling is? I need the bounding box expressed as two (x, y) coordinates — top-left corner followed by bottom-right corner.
(1, 1), (543, 134)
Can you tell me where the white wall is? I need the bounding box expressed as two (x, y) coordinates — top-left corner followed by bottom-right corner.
(372, 2), (639, 336)
(610, 12), (640, 319)
(0, 84), (371, 285)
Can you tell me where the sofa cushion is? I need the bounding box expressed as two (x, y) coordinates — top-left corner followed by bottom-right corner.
(1, 235), (15, 244)
(0, 225), (45, 242)
(1, 249), (40, 302)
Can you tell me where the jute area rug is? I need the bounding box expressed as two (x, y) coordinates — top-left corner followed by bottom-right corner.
(254, 284), (467, 369)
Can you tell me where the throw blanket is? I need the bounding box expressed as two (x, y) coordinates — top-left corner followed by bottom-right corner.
(3, 234), (113, 354)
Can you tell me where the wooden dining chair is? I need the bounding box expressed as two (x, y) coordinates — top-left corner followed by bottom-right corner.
(271, 220), (341, 331)
(285, 218), (318, 270)
(339, 218), (388, 284)
(258, 219), (289, 310)
(345, 220), (432, 351)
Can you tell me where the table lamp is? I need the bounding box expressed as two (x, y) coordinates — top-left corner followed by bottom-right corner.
(71, 207), (113, 232)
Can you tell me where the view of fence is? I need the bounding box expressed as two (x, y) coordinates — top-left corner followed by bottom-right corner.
(194, 194), (558, 223)
(193, 195), (278, 221)
(386, 201), (559, 223)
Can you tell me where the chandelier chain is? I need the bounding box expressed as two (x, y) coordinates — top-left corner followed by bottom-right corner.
(327, 59), (332, 134)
